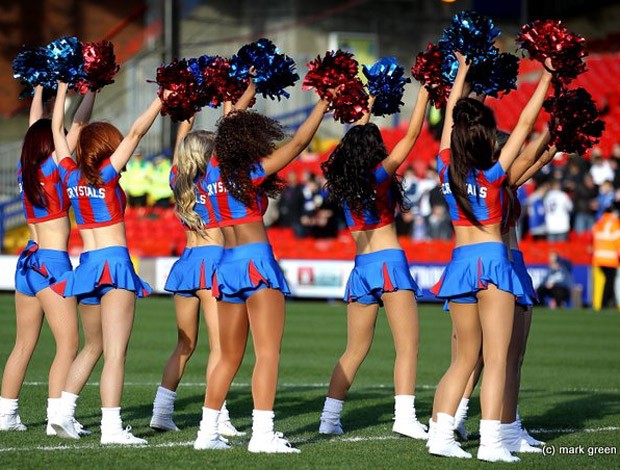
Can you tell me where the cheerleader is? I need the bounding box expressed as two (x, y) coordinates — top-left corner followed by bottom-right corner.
(48, 82), (162, 445)
(450, 129), (556, 450)
(426, 53), (552, 462)
(150, 83), (256, 436)
(0, 86), (94, 435)
(193, 96), (331, 453)
(318, 87), (430, 439)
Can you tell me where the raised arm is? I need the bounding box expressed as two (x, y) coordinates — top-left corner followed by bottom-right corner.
(513, 144), (557, 188)
(109, 97), (162, 172)
(29, 85), (44, 126)
(506, 127), (551, 186)
(440, 52), (470, 151)
(383, 86), (429, 175)
(261, 98), (330, 176)
(65, 91), (96, 154)
(232, 79), (256, 112)
(172, 115), (195, 165)
(497, 63), (553, 171)
(51, 82), (72, 163)
(355, 95), (375, 126)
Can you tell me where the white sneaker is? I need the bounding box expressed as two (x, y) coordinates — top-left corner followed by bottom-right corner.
(50, 416), (80, 440)
(218, 419), (246, 437)
(521, 427), (544, 446)
(101, 426), (147, 445)
(47, 418), (91, 436)
(393, 418), (429, 440)
(478, 444), (521, 463)
(428, 414), (471, 459)
(194, 431), (231, 450)
(319, 418), (343, 435)
(0, 413), (27, 431)
(150, 414), (180, 432)
(248, 431), (301, 454)
(501, 422), (542, 454)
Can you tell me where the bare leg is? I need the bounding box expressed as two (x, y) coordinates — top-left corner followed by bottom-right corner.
(246, 288), (286, 410)
(63, 303), (103, 394)
(1, 293), (44, 398)
(501, 305), (525, 423)
(99, 290), (136, 408)
(159, 295), (200, 391)
(326, 302), (379, 400)
(432, 303), (481, 420)
(204, 301), (248, 409)
(37, 288), (79, 398)
(382, 290), (419, 395)
(196, 290), (220, 385)
(477, 285), (515, 420)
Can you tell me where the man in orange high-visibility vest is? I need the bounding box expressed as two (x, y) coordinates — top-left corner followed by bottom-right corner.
(592, 206), (620, 310)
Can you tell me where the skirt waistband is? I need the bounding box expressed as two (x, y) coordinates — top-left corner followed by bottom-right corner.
(221, 242), (274, 262)
(354, 249), (407, 266)
(451, 242), (509, 262)
(80, 246), (130, 263)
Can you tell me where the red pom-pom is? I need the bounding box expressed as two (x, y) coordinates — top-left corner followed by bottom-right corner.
(517, 19), (587, 86)
(303, 50), (359, 100)
(74, 40), (120, 94)
(411, 43), (451, 108)
(155, 59), (201, 122)
(543, 87), (605, 155)
(201, 56), (251, 107)
(331, 78), (369, 124)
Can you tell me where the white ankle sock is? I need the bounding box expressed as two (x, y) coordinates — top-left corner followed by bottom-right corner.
(479, 419), (502, 447)
(47, 398), (61, 420)
(321, 397), (344, 421)
(153, 386), (176, 415)
(0, 397), (18, 415)
(252, 409), (275, 436)
(59, 392), (79, 419)
(101, 407), (122, 435)
(199, 407), (220, 436)
(394, 395), (416, 421)
(219, 401), (230, 422)
(455, 398), (469, 424)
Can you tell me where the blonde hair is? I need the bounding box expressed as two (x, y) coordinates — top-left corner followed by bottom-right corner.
(174, 130), (215, 232)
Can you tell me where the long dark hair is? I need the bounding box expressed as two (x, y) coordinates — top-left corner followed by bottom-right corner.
(321, 123), (406, 215)
(21, 119), (55, 207)
(449, 98), (497, 224)
(214, 110), (285, 205)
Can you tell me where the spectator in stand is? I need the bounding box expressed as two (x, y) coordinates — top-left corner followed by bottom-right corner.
(123, 151), (151, 207)
(427, 205), (452, 240)
(300, 173), (322, 234)
(592, 204), (620, 310)
(544, 180), (573, 241)
(589, 150), (614, 187)
(536, 252), (573, 309)
(573, 174), (599, 234)
(277, 172), (305, 237)
(527, 181), (548, 240)
(396, 167), (417, 236)
(596, 180), (615, 220)
(150, 155), (174, 208)
(562, 159), (585, 193)
(611, 144), (620, 189)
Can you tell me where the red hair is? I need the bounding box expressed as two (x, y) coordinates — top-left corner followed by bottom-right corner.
(76, 122), (123, 186)
(21, 119), (54, 207)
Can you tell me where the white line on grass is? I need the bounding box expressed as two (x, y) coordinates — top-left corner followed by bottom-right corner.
(1, 427), (618, 453)
(22, 382), (620, 393)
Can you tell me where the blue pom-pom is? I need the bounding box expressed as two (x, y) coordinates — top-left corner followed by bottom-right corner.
(439, 11), (499, 65)
(46, 36), (84, 85)
(441, 52), (459, 84)
(187, 55), (214, 87)
(362, 57), (411, 116)
(230, 38), (299, 100)
(12, 47), (57, 97)
(468, 52), (519, 98)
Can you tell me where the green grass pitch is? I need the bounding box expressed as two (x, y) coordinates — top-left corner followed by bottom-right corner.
(0, 293), (619, 469)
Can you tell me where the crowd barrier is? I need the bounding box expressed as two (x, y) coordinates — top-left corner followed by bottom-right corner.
(0, 255), (591, 306)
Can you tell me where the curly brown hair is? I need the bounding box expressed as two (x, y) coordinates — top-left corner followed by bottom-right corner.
(214, 110), (286, 206)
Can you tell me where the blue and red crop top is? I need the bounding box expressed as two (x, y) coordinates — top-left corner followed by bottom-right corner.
(200, 157), (268, 227)
(17, 155), (70, 223)
(58, 157), (126, 229)
(437, 149), (506, 226)
(342, 163), (395, 232)
(170, 165), (218, 230)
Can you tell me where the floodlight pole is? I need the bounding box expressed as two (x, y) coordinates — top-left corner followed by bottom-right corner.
(162, 0), (180, 155)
